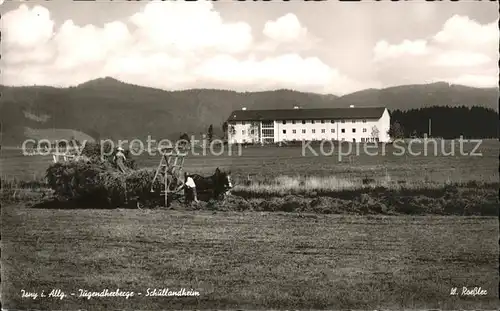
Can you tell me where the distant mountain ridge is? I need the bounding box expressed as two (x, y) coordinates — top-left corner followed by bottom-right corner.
(0, 77), (498, 145)
(336, 82), (498, 111)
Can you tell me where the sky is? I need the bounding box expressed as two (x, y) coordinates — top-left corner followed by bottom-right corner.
(1, 0), (498, 95)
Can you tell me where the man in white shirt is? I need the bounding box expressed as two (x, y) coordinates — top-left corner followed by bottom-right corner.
(184, 174), (199, 203)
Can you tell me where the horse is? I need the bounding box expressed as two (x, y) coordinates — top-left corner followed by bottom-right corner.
(184, 168), (233, 203)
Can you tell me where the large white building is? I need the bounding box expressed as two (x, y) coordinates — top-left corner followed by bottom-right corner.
(227, 107), (391, 144)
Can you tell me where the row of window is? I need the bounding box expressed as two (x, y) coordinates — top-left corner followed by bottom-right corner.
(236, 137), (380, 143)
(339, 137), (380, 142)
(240, 128), (370, 135)
(281, 128), (368, 134)
(362, 137), (380, 142)
(236, 119), (368, 125)
(262, 129), (274, 137)
(281, 119), (367, 125)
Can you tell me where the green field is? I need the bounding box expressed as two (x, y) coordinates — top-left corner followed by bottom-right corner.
(2, 205), (498, 310)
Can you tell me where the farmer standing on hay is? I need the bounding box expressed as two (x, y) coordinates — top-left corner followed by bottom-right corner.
(114, 147), (128, 173)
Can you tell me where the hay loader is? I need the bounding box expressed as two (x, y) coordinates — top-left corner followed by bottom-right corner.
(150, 146), (188, 207)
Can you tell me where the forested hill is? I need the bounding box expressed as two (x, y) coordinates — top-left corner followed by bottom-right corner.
(0, 77), (498, 145)
(390, 106), (498, 139)
(336, 82), (498, 111)
(0, 78), (337, 145)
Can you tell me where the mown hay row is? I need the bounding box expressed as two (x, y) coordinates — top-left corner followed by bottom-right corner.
(191, 190), (498, 216)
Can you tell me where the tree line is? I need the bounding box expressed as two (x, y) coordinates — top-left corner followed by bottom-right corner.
(389, 106), (498, 139)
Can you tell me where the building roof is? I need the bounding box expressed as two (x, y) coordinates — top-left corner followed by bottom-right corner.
(227, 107), (386, 122)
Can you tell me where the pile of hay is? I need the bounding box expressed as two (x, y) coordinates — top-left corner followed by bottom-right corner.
(46, 146), (161, 208)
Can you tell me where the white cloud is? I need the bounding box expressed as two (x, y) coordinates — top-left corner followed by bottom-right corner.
(1, 3), (497, 95)
(3, 44), (55, 65)
(372, 15), (498, 88)
(434, 15), (498, 48)
(129, 1), (252, 54)
(53, 20), (132, 70)
(257, 13), (318, 54)
(195, 54), (334, 91)
(263, 13), (307, 42)
(1, 4), (54, 49)
(1, 2), (367, 95)
(373, 39), (429, 61)
(204, 54), (377, 94)
(1, 5), (57, 66)
(433, 51), (491, 67)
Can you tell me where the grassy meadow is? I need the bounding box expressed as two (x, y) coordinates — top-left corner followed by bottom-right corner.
(2, 139), (498, 183)
(2, 205), (498, 310)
